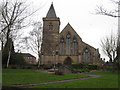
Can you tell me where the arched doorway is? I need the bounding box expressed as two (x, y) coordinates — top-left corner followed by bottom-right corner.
(64, 57), (72, 65)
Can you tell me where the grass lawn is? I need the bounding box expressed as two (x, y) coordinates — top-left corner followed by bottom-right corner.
(2, 69), (88, 85)
(30, 71), (119, 88)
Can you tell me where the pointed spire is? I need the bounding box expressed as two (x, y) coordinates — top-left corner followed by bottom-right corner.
(46, 3), (57, 18)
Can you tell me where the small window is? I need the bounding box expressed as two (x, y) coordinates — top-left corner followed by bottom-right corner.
(29, 60), (32, 64)
(60, 37), (64, 55)
(49, 22), (53, 30)
(72, 37), (77, 55)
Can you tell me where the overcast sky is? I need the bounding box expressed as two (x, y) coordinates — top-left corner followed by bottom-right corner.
(22, 0), (118, 61)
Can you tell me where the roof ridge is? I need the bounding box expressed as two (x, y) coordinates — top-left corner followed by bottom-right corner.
(60, 23), (82, 40)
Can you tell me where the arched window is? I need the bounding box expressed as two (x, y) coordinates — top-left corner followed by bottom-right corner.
(66, 32), (71, 55)
(60, 37), (64, 55)
(72, 37), (77, 55)
(83, 48), (90, 63)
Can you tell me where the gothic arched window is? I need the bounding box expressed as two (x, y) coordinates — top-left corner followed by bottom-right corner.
(66, 32), (71, 55)
(83, 48), (90, 63)
(60, 37), (64, 55)
(72, 37), (77, 55)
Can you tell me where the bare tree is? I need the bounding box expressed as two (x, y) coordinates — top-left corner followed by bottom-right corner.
(96, 0), (120, 17)
(22, 22), (42, 68)
(0, 0), (38, 49)
(101, 34), (117, 62)
(0, 0), (39, 67)
(96, 0), (120, 63)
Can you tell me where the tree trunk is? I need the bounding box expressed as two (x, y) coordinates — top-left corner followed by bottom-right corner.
(1, 41), (4, 52)
(6, 42), (12, 68)
(6, 28), (10, 42)
(6, 50), (11, 68)
(116, 39), (120, 63)
(37, 54), (41, 68)
(3, 37), (14, 67)
(109, 58), (112, 62)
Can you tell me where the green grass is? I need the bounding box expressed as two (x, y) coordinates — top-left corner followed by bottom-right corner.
(2, 69), (88, 85)
(3, 69), (119, 88)
(0, 69), (1, 84)
(30, 71), (119, 88)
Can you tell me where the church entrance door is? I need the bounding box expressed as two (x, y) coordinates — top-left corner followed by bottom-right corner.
(64, 57), (72, 65)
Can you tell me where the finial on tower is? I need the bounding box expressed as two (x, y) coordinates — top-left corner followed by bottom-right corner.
(51, 2), (53, 4)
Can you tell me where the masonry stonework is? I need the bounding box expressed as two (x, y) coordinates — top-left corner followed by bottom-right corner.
(41, 3), (103, 66)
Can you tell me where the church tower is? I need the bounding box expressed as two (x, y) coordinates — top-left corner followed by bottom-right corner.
(41, 3), (102, 66)
(41, 3), (60, 64)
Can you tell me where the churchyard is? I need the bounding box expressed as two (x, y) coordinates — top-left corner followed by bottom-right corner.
(2, 68), (119, 88)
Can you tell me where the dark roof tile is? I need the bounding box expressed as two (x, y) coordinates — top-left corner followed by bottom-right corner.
(46, 3), (57, 18)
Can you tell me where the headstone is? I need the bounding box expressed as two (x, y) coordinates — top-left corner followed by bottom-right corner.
(58, 65), (73, 73)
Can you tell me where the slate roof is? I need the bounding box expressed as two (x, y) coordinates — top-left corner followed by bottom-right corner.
(46, 3), (57, 18)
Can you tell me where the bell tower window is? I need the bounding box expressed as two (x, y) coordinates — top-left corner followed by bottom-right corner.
(49, 22), (53, 30)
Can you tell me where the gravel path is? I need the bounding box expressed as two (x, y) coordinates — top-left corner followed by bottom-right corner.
(11, 74), (102, 88)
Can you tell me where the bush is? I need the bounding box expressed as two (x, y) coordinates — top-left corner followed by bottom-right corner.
(2, 52), (26, 65)
(83, 68), (90, 72)
(11, 66), (17, 69)
(87, 64), (98, 70)
(56, 63), (62, 68)
(14, 53), (26, 65)
(103, 62), (119, 72)
(74, 68), (90, 73)
(55, 70), (64, 75)
(42, 64), (53, 69)
(71, 63), (98, 73)
(72, 63), (85, 69)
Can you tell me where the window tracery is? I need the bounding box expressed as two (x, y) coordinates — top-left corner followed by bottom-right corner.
(66, 32), (71, 55)
(83, 48), (90, 62)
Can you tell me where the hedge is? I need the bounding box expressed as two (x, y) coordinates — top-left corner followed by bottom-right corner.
(72, 63), (99, 70)
(87, 64), (99, 70)
(72, 63), (85, 69)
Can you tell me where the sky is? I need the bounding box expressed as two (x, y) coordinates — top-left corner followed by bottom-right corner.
(22, 0), (118, 61)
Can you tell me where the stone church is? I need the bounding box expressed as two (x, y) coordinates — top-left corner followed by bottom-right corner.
(41, 3), (102, 65)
